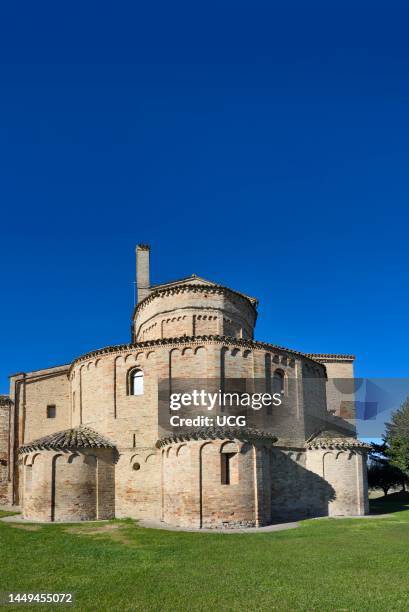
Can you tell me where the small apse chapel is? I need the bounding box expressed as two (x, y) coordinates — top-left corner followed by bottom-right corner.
(0, 245), (369, 527)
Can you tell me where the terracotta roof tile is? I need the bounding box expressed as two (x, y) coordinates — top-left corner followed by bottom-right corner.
(19, 426), (115, 454)
(306, 430), (371, 450)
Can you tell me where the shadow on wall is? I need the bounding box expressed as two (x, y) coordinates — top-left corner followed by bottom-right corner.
(0, 459), (8, 504)
(271, 452), (336, 523)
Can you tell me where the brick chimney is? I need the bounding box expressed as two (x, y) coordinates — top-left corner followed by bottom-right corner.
(136, 244), (151, 303)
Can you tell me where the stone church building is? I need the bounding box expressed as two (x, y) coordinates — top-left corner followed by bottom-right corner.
(0, 245), (369, 527)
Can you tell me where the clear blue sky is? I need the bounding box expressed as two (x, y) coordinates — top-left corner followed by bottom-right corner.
(1, 1), (409, 407)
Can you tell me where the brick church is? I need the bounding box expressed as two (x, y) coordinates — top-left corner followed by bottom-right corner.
(0, 245), (369, 527)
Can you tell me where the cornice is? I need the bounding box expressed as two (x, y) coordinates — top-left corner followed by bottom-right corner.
(307, 353), (355, 362)
(69, 335), (326, 372)
(156, 427), (277, 448)
(9, 364), (70, 380)
(306, 437), (371, 451)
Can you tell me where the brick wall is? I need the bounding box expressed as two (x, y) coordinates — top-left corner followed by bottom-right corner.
(69, 342), (324, 450)
(115, 449), (161, 520)
(0, 397), (10, 504)
(306, 447), (369, 516)
(302, 361), (330, 439)
(133, 285), (256, 342)
(22, 448), (115, 522)
(21, 367), (71, 442)
(8, 337), (363, 525)
(161, 439), (274, 529)
(314, 357), (356, 420)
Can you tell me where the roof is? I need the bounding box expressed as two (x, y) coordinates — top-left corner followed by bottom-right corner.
(151, 274), (219, 290)
(138, 274), (259, 308)
(156, 426), (277, 447)
(19, 426), (116, 454)
(306, 430), (371, 451)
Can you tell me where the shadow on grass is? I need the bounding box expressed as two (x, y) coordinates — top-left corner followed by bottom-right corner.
(0, 510), (21, 518)
(370, 491), (409, 515)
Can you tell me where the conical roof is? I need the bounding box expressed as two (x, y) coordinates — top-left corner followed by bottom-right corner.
(19, 426), (115, 454)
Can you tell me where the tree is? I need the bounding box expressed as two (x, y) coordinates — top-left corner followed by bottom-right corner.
(370, 440), (389, 458)
(385, 397), (409, 477)
(367, 459), (405, 496)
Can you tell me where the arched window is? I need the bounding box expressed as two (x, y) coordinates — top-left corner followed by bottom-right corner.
(129, 369), (144, 396)
(273, 369), (285, 395)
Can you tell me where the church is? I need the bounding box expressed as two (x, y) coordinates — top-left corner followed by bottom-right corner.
(0, 245), (370, 527)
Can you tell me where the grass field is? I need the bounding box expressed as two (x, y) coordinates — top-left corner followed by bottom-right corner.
(1, 494), (409, 611)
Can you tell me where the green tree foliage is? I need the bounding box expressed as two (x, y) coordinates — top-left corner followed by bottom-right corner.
(385, 397), (409, 476)
(367, 458), (405, 496)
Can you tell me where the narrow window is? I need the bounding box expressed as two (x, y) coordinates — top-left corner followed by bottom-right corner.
(129, 369), (144, 396)
(221, 453), (236, 485)
(47, 404), (56, 418)
(273, 369), (285, 395)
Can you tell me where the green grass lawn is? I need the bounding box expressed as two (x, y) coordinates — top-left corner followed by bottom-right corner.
(1, 494), (409, 611)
